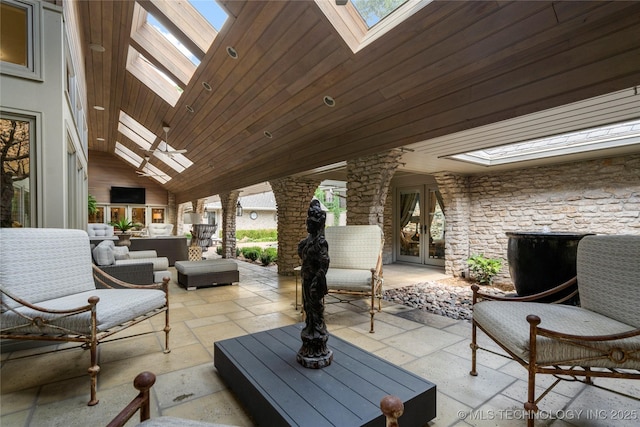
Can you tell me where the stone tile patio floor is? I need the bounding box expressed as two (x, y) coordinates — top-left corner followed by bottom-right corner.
(1, 261), (638, 426)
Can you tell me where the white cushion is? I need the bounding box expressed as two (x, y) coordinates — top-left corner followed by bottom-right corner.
(1, 288), (166, 334)
(116, 257), (169, 271)
(0, 228), (96, 309)
(326, 268), (373, 292)
(87, 223), (114, 237)
(325, 225), (382, 270)
(175, 259), (238, 274)
(113, 246), (130, 260)
(473, 301), (640, 370)
(92, 240), (116, 266)
(148, 223), (174, 237)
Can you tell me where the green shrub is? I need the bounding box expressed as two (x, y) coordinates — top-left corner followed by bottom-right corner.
(216, 246), (223, 255)
(260, 247), (277, 265)
(241, 246), (263, 262)
(236, 229), (277, 242)
(467, 254), (502, 285)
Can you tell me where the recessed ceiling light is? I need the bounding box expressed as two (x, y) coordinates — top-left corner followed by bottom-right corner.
(226, 46), (238, 59)
(264, 131), (273, 139)
(323, 96), (336, 107)
(97, 137), (105, 141)
(186, 105), (195, 113)
(89, 44), (105, 52)
(202, 82), (213, 91)
(93, 105), (105, 111)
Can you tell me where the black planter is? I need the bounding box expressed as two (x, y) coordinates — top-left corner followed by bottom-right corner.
(506, 232), (593, 302)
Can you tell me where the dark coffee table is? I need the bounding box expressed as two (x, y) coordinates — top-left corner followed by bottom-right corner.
(214, 323), (436, 426)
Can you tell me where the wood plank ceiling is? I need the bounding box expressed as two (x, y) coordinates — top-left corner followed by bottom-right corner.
(77, 0), (640, 204)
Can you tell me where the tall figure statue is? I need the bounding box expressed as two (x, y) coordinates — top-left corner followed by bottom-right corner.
(297, 199), (333, 368)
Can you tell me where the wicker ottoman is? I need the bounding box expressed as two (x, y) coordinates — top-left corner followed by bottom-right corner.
(174, 259), (239, 290)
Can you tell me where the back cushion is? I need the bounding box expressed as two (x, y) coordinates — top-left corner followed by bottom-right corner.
(324, 225), (383, 270)
(0, 228), (96, 309)
(577, 235), (640, 328)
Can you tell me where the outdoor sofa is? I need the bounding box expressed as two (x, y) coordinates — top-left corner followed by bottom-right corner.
(0, 228), (171, 406)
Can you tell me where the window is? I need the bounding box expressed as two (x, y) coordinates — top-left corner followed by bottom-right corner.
(1, 115), (33, 227)
(0, 0), (42, 80)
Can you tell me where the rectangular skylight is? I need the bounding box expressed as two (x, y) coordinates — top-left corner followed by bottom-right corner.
(448, 119), (640, 166)
(114, 142), (144, 167)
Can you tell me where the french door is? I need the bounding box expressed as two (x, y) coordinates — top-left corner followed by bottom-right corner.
(396, 186), (445, 266)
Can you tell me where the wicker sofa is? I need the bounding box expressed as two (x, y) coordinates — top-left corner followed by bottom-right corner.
(92, 240), (170, 283)
(324, 225), (384, 333)
(0, 228), (170, 406)
(470, 234), (640, 426)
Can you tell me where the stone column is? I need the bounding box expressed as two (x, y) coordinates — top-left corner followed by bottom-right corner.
(219, 191), (240, 259)
(346, 149), (403, 226)
(346, 149), (403, 263)
(433, 172), (470, 277)
(270, 177), (321, 276)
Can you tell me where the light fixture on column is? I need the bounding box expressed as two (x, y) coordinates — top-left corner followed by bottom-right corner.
(236, 201), (243, 217)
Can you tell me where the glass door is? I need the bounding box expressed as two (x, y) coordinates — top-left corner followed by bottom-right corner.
(397, 187), (422, 263)
(397, 186), (445, 266)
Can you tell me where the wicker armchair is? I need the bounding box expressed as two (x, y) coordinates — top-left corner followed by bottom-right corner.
(470, 234), (640, 426)
(0, 228), (170, 406)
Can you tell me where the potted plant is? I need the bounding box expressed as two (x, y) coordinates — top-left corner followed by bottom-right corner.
(466, 254), (502, 286)
(88, 194), (97, 216)
(111, 217), (134, 233)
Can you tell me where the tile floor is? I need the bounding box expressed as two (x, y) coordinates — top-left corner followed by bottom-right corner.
(1, 261), (638, 427)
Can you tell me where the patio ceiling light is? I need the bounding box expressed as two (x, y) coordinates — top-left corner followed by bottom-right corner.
(323, 95), (336, 107)
(226, 46), (238, 59)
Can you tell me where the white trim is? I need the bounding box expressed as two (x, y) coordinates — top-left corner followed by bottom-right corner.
(0, 0), (43, 81)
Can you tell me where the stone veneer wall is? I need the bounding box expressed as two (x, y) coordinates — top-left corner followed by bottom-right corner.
(346, 150), (403, 228)
(271, 177), (321, 276)
(436, 154), (640, 285)
(219, 191), (240, 259)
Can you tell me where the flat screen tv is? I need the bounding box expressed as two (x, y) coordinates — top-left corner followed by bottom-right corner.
(110, 186), (146, 204)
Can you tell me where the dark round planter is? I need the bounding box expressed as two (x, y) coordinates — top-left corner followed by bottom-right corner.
(506, 232), (593, 300)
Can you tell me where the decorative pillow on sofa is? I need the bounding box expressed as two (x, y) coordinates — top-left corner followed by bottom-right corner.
(92, 240), (116, 266)
(113, 246), (130, 260)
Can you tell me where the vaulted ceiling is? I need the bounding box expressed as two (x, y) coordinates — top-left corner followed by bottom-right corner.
(77, 0), (640, 204)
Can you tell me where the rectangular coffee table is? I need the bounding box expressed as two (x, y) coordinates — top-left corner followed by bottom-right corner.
(214, 323), (436, 426)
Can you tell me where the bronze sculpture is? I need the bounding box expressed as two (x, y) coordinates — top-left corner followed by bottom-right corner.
(296, 199), (333, 368)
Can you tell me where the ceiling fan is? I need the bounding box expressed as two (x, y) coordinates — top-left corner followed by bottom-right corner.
(144, 125), (187, 157)
(135, 170), (165, 178)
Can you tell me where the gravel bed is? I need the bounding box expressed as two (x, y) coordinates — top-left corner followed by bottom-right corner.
(383, 282), (508, 321)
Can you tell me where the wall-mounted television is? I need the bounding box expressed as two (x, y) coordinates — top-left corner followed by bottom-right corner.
(110, 187), (146, 204)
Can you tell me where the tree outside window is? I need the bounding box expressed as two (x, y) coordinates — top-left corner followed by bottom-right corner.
(1, 117), (31, 227)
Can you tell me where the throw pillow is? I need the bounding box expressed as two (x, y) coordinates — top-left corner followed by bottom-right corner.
(92, 240), (115, 266)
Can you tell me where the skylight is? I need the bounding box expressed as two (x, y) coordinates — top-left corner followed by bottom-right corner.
(146, 13), (200, 66)
(118, 111), (155, 151)
(114, 142), (144, 168)
(317, 0), (432, 53)
(352, 0), (408, 28)
(126, 46), (182, 106)
(448, 119), (640, 166)
(189, 0), (228, 31)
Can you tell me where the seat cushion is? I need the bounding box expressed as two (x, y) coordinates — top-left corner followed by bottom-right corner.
(473, 301), (640, 369)
(116, 257), (169, 271)
(326, 268), (373, 292)
(1, 289), (166, 335)
(175, 259), (238, 275)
